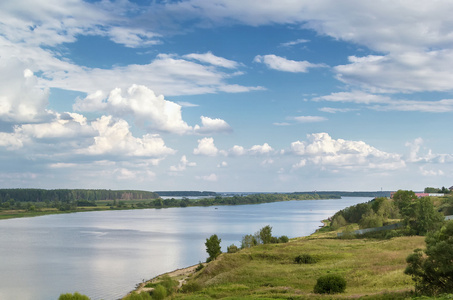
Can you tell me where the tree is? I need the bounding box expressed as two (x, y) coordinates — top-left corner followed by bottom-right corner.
(259, 225), (273, 244)
(403, 197), (444, 235)
(405, 221), (453, 295)
(392, 190), (417, 212)
(205, 234), (221, 262)
(241, 234), (257, 248)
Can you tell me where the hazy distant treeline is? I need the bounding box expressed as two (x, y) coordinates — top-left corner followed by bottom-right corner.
(0, 189), (159, 203)
(155, 191), (217, 197)
(294, 191), (392, 198)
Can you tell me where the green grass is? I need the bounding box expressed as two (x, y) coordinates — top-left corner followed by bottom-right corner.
(173, 232), (426, 299)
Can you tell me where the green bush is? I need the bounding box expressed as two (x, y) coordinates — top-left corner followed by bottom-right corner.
(58, 292), (90, 300)
(195, 262), (204, 272)
(152, 285), (167, 300)
(180, 281), (202, 293)
(159, 275), (178, 295)
(227, 244), (239, 253)
(124, 291), (152, 300)
(295, 254), (317, 264)
(313, 274), (347, 294)
(278, 235), (289, 243)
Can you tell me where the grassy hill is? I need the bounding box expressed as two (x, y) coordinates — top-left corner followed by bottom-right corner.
(142, 229), (424, 299)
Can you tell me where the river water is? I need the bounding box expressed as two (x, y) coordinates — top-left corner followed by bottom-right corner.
(0, 197), (370, 300)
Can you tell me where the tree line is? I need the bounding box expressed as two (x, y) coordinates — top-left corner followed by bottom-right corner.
(0, 189), (159, 203)
(0, 189), (340, 213)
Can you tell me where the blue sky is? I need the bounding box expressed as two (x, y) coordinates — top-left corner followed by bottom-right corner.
(1, 0), (453, 192)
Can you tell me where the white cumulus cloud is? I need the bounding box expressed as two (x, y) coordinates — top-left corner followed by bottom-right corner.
(0, 59), (51, 123)
(75, 85), (192, 134)
(194, 116), (232, 134)
(82, 115), (175, 157)
(291, 133), (405, 170)
(193, 137), (219, 156)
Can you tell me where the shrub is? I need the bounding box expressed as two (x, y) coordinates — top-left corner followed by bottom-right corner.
(278, 235), (289, 243)
(313, 274), (347, 294)
(124, 292), (152, 300)
(195, 262), (204, 272)
(159, 274), (178, 295)
(227, 244), (239, 253)
(180, 281), (202, 293)
(295, 254), (317, 264)
(152, 285), (167, 300)
(385, 230), (401, 239)
(58, 292), (91, 300)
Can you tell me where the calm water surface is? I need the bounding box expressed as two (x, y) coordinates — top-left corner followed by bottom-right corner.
(0, 197), (370, 300)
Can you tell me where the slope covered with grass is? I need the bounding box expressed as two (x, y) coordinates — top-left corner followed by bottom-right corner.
(173, 230), (425, 299)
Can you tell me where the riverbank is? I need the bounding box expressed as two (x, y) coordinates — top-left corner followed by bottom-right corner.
(124, 225), (424, 299)
(124, 264), (201, 298)
(0, 192), (343, 221)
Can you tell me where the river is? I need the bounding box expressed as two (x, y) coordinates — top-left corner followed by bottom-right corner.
(0, 197), (370, 300)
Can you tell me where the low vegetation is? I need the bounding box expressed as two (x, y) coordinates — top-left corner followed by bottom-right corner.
(313, 274), (347, 294)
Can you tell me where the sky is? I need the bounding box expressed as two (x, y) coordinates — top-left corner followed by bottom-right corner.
(1, 0), (453, 192)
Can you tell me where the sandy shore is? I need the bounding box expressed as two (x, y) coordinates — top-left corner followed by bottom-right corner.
(124, 264), (201, 298)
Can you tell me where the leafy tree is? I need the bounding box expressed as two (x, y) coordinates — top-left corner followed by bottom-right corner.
(359, 211), (384, 229)
(205, 234), (221, 262)
(371, 197), (399, 219)
(58, 292), (90, 300)
(405, 221), (453, 295)
(424, 187), (440, 193)
(259, 225), (273, 244)
(331, 214), (347, 230)
(403, 197), (444, 235)
(241, 234), (258, 248)
(342, 203), (373, 223)
(392, 190), (417, 212)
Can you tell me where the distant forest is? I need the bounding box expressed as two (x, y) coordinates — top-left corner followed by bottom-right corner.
(155, 191), (217, 197)
(0, 189), (390, 204)
(294, 191), (392, 198)
(0, 189), (159, 203)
